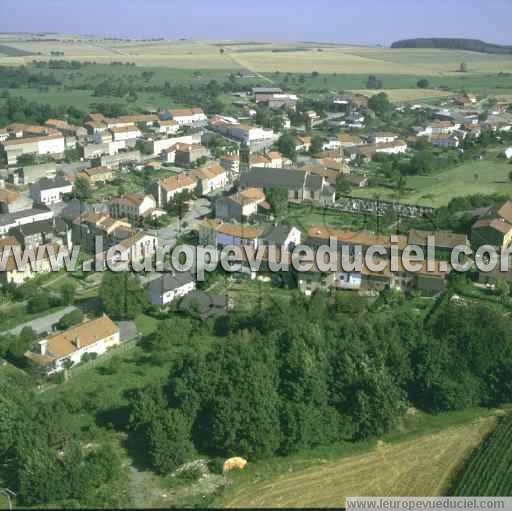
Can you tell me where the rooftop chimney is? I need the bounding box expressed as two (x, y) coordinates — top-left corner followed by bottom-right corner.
(39, 340), (48, 356)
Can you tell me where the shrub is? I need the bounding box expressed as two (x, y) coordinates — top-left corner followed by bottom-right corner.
(57, 309), (84, 330)
(27, 293), (50, 313)
(208, 457), (225, 475)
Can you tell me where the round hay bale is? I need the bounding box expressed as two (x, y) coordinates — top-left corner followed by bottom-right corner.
(223, 457), (248, 473)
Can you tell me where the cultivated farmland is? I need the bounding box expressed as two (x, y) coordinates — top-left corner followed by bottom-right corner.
(228, 46), (512, 75)
(220, 413), (497, 508)
(2, 36), (512, 96)
(451, 414), (512, 496)
(1, 37), (512, 75)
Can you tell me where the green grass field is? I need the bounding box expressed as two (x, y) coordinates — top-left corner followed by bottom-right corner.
(265, 71), (512, 97)
(352, 157), (512, 207)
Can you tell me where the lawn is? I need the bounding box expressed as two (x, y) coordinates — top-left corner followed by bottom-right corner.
(219, 408), (501, 508)
(352, 157), (512, 207)
(134, 313), (160, 336)
(36, 342), (169, 426)
(265, 71), (512, 97)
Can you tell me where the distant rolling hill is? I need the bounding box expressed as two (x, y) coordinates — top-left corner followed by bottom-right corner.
(391, 38), (512, 55)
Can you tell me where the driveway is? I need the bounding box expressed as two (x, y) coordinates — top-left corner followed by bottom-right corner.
(7, 306), (78, 336)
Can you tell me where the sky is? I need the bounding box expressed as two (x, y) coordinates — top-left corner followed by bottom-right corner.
(1, 0), (511, 46)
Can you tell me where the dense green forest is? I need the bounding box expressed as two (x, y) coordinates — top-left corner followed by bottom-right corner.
(391, 38), (512, 54)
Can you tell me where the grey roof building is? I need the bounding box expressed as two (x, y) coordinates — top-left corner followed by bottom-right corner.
(0, 206), (54, 235)
(179, 290), (229, 318)
(260, 225), (302, 249)
(146, 272), (196, 307)
(9, 217), (71, 249)
(239, 167), (335, 205)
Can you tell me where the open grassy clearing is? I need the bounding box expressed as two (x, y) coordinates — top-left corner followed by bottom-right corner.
(220, 409), (500, 508)
(265, 71), (512, 96)
(352, 157), (512, 207)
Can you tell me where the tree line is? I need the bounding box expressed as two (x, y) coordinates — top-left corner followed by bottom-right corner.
(0, 93), (86, 127)
(391, 38), (512, 55)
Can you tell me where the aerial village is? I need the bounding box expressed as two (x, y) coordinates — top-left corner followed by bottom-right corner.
(1, 84), (512, 376)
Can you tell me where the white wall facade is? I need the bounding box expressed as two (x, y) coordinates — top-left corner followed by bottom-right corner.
(149, 280), (196, 306)
(35, 184), (73, 205)
(38, 137), (65, 156)
(50, 332), (120, 374)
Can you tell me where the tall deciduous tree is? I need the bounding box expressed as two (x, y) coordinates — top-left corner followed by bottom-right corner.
(266, 186), (289, 220)
(100, 271), (147, 320)
(147, 409), (195, 474)
(277, 132), (297, 161)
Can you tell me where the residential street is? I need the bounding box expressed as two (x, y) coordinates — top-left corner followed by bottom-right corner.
(156, 197), (211, 246)
(7, 306), (78, 336)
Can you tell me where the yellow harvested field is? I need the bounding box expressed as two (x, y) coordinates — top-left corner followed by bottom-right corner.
(348, 89), (454, 102)
(221, 417), (496, 508)
(2, 40), (242, 69)
(232, 48), (421, 75)
(227, 47), (512, 75)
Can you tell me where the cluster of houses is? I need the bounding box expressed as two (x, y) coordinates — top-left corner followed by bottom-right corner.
(411, 93), (512, 149)
(2, 86), (512, 377)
